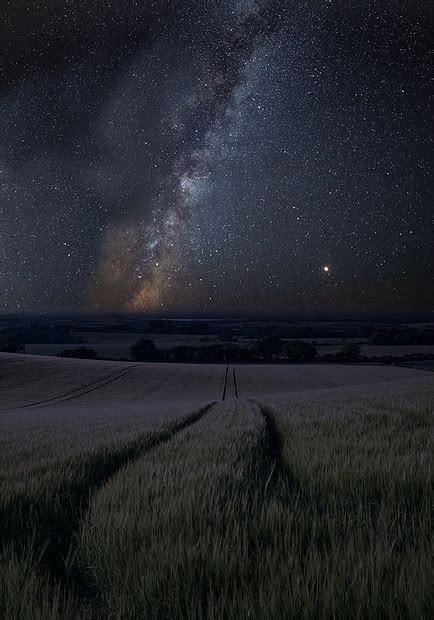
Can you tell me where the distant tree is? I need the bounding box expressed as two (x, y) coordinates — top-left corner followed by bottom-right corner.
(392, 328), (434, 345)
(0, 335), (25, 354)
(167, 345), (197, 362)
(254, 336), (284, 361)
(370, 328), (396, 345)
(129, 338), (158, 361)
(217, 344), (251, 362)
(57, 346), (97, 359)
(337, 343), (361, 361)
(284, 340), (318, 361)
(367, 327), (434, 345)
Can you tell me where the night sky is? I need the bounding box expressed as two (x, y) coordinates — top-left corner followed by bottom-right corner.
(2, 1), (432, 315)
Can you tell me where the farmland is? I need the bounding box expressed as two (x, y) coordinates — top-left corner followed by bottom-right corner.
(0, 353), (432, 618)
(22, 331), (434, 360)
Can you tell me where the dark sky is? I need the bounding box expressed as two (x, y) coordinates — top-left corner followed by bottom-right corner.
(1, 1), (432, 315)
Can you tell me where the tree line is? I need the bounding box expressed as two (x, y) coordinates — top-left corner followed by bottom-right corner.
(128, 337), (363, 363)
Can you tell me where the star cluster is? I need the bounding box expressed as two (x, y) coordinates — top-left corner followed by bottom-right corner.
(1, 1), (432, 315)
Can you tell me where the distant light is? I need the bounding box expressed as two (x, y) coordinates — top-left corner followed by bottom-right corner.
(323, 266), (330, 272)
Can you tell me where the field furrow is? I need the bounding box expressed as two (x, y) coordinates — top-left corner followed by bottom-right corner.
(0, 355), (129, 409)
(0, 402), (216, 617)
(245, 391), (433, 618)
(0, 353), (432, 618)
(0, 355), (227, 409)
(9, 366), (138, 411)
(77, 399), (267, 618)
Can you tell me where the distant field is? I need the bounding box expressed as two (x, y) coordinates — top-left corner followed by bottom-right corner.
(0, 353), (432, 618)
(318, 344), (434, 357)
(24, 331), (434, 359)
(26, 332), (219, 358)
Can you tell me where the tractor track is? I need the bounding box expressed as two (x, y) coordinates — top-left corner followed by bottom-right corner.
(222, 364), (229, 400)
(222, 365), (239, 400)
(1, 366), (139, 412)
(3, 400), (218, 610)
(233, 366), (239, 398)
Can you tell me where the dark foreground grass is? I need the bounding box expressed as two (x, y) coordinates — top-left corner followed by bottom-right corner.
(1, 377), (432, 618)
(251, 400), (432, 618)
(0, 403), (215, 617)
(79, 400), (268, 618)
(76, 382), (432, 618)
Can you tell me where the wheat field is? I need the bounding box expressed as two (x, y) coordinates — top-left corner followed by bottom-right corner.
(0, 353), (432, 618)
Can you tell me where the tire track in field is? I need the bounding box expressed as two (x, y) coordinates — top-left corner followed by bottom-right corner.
(5, 401), (217, 607)
(222, 365), (239, 400)
(254, 401), (299, 494)
(233, 366), (239, 398)
(222, 364), (229, 400)
(2, 366), (139, 411)
(41, 367), (139, 408)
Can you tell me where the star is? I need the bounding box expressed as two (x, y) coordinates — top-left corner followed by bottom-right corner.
(1, 2), (430, 315)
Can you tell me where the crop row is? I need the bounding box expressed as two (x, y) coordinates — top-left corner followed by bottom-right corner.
(0, 402), (216, 618)
(1, 376), (432, 618)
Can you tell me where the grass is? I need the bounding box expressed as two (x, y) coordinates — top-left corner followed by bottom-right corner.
(251, 395), (432, 618)
(0, 354), (432, 618)
(0, 403), (215, 617)
(79, 400), (267, 618)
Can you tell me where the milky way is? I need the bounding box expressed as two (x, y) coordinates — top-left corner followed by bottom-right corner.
(93, 0), (278, 311)
(2, 1), (432, 315)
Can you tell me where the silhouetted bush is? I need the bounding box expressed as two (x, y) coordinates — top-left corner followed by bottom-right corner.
(370, 327), (434, 345)
(284, 340), (318, 361)
(163, 344), (254, 363)
(253, 337), (284, 361)
(129, 338), (159, 361)
(335, 343), (362, 361)
(0, 335), (25, 353)
(57, 347), (98, 359)
(166, 345), (198, 362)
